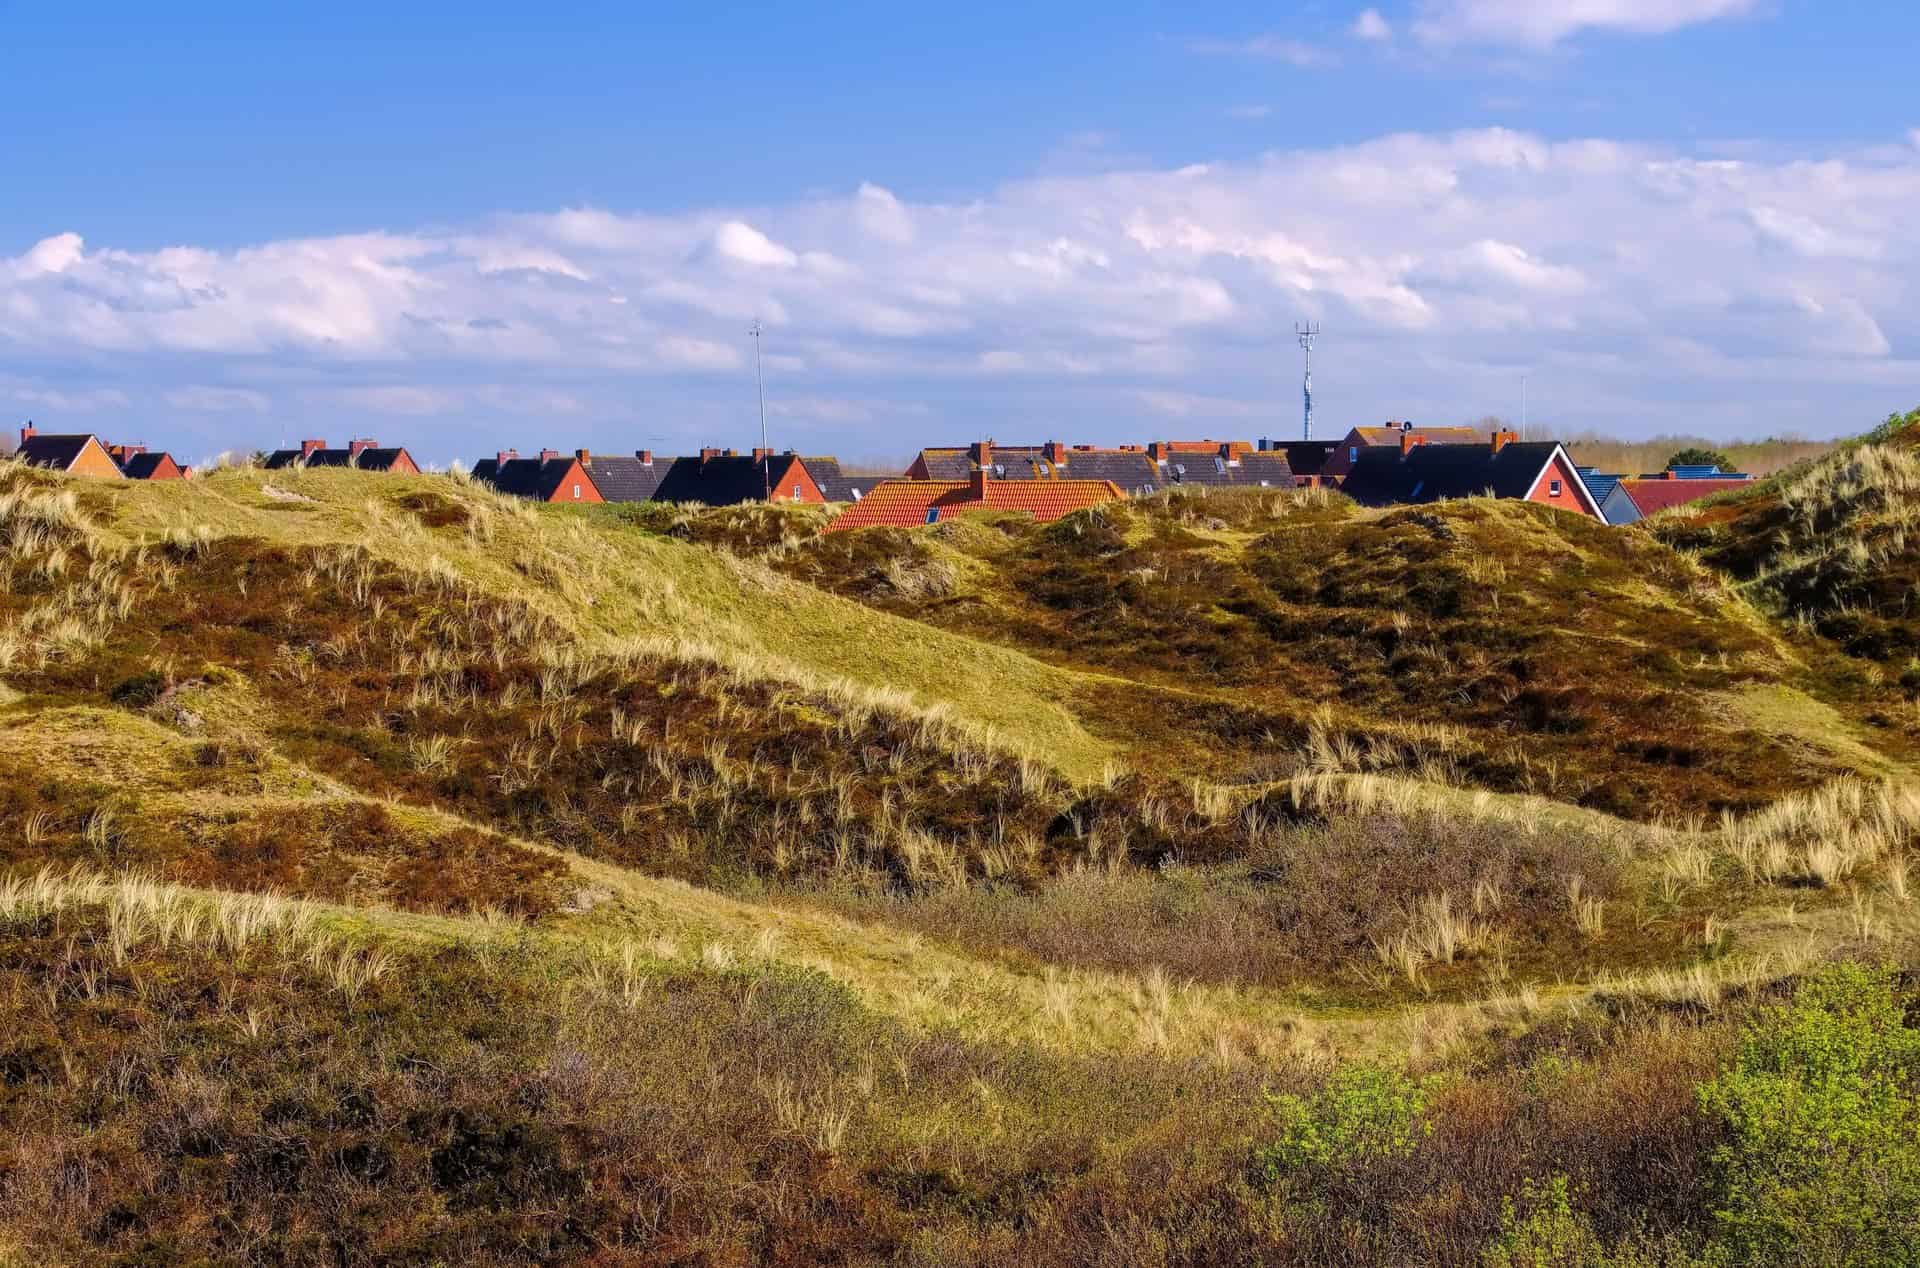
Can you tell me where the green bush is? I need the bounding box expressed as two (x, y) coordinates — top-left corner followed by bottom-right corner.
(1697, 963), (1920, 1266)
(1252, 1063), (1436, 1185)
(1483, 1175), (1607, 1268)
(1664, 447), (1733, 472)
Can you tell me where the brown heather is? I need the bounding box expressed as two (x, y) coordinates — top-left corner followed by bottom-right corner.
(0, 423), (1918, 1265)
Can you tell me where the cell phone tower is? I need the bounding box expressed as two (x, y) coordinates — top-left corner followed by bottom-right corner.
(751, 318), (769, 499)
(1295, 322), (1321, 441)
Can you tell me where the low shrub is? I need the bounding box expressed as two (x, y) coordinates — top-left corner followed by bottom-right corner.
(1696, 962), (1920, 1266)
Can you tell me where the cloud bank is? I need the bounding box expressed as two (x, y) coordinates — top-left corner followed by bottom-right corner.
(1413, 0), (1762, 47)
(4, 126), (1917, 460)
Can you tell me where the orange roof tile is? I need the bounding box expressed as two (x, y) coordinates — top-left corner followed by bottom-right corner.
(825, 478), (1125, 532)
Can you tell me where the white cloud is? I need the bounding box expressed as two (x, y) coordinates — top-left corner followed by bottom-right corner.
(167, 386), (270, 413)
(1415, 0), (1760, 47)
(5, 124), (1919, 452)
(852, 183), (915, 244)
(1134, 389), (1261, 419)
(329, 385), (461, 416)
(1187, 34), (1337, 66)
(712, 220), (799, 268)
(1351, 8), (1393, 40)
(11, 384), (129, 412)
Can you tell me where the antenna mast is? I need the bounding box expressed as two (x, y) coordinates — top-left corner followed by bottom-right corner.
(1295, 322), (1320, 441)
(750, 318), (769, 498)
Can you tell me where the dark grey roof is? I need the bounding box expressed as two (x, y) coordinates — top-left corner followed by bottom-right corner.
(120, 452), (179, 479)
(1341, 441), (1567, 507)
(263, 445), (414, 471)
(1272, 441), (1335, 478)
(582, 454), (664, 503)
(653, 453), (810, 505)
(800, 457), (874, 503)
(1158, 450), (1294, 489)
(1058, 450), (1160, 493)
(470, 455), (591, 501)
(16, 434), (99, 471)
(911, 447), (1052, 480)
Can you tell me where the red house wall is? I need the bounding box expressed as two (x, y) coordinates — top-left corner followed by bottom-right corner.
(1527, 453), (1599, 519)
(774, 460), (827, 504)
(545, 459), (605, 504)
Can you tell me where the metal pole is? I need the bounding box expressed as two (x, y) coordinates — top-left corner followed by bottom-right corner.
(1295, 323), (1320, 441)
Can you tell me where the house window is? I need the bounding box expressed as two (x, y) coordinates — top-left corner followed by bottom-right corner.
(924, 508), (939, 524)
(1349, 446), (1359, 463)
(1549, 479), (1563, 497)
(571, 483), (581, 499)
(793, 484), (802, 502)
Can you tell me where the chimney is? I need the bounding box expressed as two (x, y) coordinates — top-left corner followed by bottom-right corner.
(1219, 442), (1236, 460)
(1043, 440), (1066, 464)
(575, 448), (591, 465)
(752, 447), (772, 462)
(968, 441), (994, 499)
(347, 438), (376, 458)
(18, 423), (36, 446)
(699, 447), (722, 464)
(1401, 429), (1417, 456)
(1147, 442), (1166, 461)
(637, 449), (653, 465)
(300, 438), (326, 458)
(1490, 429), (1516, 455)
(538, 448), (559, 463)
(495, 448), (518, 466)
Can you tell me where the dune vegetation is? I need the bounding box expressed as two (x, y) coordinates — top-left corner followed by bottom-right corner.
(2, 421), (1918, 1265)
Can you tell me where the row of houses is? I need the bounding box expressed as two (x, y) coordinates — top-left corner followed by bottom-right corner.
(460, 447), (868, 506)
(9, 422), (1751, 529)
(12, 427), (195, 481)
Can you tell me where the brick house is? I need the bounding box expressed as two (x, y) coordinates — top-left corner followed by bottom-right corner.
(107, 444), (187, 480)
(797, 456), (875, 503)
(828, 444), (1125, 531)
(1146, 441), (1295, 489)
(652, 449), (825, 506)
(262, 438), (421, 473)
(1322, 422), (1486, 482)
(1260, 439), (1338, 487)
(906, 441), (1159, 495)
(1340, 430), (1605, 520)
(13, 427), (124, 478)
(469, 449), (605, 503)
(577, 450), (665, 503)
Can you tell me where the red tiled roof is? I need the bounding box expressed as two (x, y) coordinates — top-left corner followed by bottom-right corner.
(825, 478), (1125, 532)
(1617, 477), (1753, 516)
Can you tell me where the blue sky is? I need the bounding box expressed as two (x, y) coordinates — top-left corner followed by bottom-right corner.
(4, 1), (1919, 466)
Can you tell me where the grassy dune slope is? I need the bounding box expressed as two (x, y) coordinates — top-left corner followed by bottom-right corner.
(767, 485), (1910, 816)
(63, 466), (1119, 779)
(4, 450), (1920, 1265)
